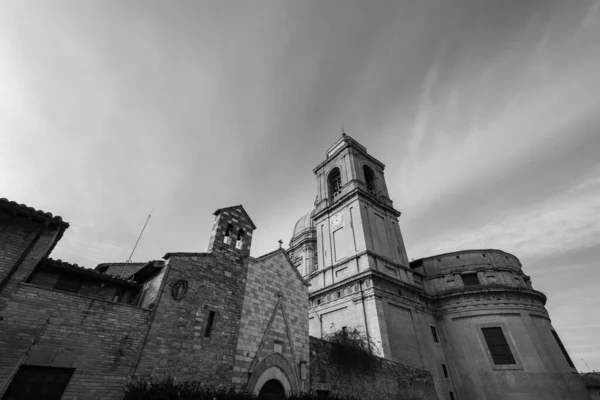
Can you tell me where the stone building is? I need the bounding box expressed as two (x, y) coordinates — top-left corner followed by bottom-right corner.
(0, 203), (314, 399)
(288, 134), (591, 400)
(0, 134), (592, 400)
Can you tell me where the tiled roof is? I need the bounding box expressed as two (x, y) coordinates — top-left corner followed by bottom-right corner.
(163, 252), (210, 259)
(0, 198), (69, 228)
(40, 258), (140, 288)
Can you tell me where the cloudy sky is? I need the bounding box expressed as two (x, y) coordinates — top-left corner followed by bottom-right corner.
(1, 0), (599, 371)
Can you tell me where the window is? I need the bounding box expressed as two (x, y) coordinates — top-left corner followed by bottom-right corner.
(551, 330), (575, 368)
(363, 165), (376, 194)
(223, 224), (233, 244)
(449, 392), (456, 400)
(317, 299), (321, 305)
(274, 340), (283, 353)
(398, 289), (403, 297)
(441, 363), (448, 378)
(236, 229), (244, 250)
(430, 325), (439, 343)
(336, 291), (341, 298)
(461, 273), (480, 286)
(328, 168), (342, 202)
(204, 311), (216, 337)
(481, 327), (516, 365)
(3, 365), (75, 400)
(53, 273), (83, 293)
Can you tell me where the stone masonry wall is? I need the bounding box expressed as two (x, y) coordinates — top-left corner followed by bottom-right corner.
(233, 249), (309, 392)
(309, 336), (438, 400)
(0, 216), (60, 310)
(0, 283), (150, 400)
(134, 206), (255, 387)
(133, 252), (248, 386)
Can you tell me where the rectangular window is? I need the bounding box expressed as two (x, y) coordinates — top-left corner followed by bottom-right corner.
(441, 363), (448, 378)
(449, 392), (456, 400)
(462, 273), (480, 286)
(274, 340), (283, 353)
(430, 325), (439, 343)
(204, 311), (216, 337)
(3, 365), (75, 400)
(551, 330), (575, 368)
(481, 327), (516, 365)
(53, 274), (83, 293)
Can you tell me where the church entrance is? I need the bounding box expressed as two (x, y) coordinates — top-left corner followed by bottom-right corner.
(258, 379), (286, 400)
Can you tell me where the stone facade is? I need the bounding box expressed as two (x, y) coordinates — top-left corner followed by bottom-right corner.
(234, 248), (310, 393)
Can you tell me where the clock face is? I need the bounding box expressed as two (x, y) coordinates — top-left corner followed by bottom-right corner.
(331, 212), (343, 229)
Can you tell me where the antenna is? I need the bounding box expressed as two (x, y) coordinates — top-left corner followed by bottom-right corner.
(582, 358), (591, 372)
(120, 209), (154, 278)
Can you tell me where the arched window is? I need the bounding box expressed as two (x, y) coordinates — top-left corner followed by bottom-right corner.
(236, 229), (245, 250)
(328, 168), (342, 202)
(363, 165), (376, 195)
(223, 223), (233, 244)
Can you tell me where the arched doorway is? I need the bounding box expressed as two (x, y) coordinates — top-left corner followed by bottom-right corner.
(258, 379), (285, 400)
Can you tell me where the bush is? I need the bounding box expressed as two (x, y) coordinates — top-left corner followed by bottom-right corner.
(124, 377), (362, 400)
(322, 327), (379, 371)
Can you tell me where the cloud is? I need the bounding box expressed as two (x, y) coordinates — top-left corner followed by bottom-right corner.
(582, 0), (600, 30)
(407, 63), (439, 156)
(410, 169), (600, 260)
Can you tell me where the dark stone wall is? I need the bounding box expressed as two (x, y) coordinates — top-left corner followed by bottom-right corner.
(309, 336), (438, 400)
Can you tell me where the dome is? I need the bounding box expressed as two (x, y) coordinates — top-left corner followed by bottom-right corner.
(291, 210), (315, 238)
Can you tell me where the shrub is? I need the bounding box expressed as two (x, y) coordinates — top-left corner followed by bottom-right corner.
(124, 377), (363, 400)
(322, 327), (379, 371)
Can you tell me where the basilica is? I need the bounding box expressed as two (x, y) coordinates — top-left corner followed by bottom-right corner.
(0, 134), (591, 400)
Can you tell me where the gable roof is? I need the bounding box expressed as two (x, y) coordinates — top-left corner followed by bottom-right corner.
(213, 205), (257, 230)
(251, 248), (310, 287)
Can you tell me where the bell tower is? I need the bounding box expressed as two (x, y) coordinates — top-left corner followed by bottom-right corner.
(304, 133), (434, 372)
(311, 133), (410, 279)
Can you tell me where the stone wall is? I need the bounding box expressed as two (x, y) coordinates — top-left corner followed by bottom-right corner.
(309, 336), (438, 400)
(0, 216), (62, 310)
(134, 206), (255, 387)
(233, 249), (310, 393)
(0, 283), (150, 399)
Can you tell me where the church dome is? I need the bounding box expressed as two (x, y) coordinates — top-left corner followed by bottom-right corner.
(291, 211), (315, 239)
